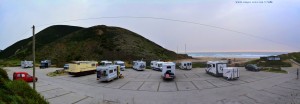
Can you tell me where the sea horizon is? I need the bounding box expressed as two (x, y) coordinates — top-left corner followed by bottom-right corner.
(186, 52), (289, 58)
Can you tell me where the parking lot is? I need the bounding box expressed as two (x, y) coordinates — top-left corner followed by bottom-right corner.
(5, 67), (300, 104)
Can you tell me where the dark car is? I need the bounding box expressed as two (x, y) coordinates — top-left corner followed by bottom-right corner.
(245, 64), (260, 72)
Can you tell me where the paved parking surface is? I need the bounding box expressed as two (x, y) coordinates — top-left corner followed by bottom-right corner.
(5, 66), (300, 104)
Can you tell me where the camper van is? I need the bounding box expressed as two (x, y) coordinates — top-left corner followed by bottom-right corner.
(40, 60), (51, 69)
(179, 61), (192, 70)
(66, 61), (98, 75)
(21, 60), (33, 68)
(99, 61), (112, 66)
(133, 61), (146, 71)
(114, 61), (126, 71)
(205, 61), (239, 80)
(161, 62), (176, 80)
(150, 61), (164, 71)
(96, 65), (121, 81)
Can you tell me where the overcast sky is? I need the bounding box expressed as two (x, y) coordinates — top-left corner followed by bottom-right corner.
(0, 0), (299, 52)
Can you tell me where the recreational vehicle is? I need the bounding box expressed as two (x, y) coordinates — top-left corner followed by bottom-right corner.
(114, 61), (126, 71)
(150, 61), (164, 71)
(21, 60), (33, 68)
(179, 61), (192, 70)
(66, 61), (98, 75)
(205, 61), (239, 80)
(161, 62), (176, 80)
(133, 61), (146, 71)
(96, 65), (121, 81)
(40, 60), (51, 69)
(99, 60), (112, 66)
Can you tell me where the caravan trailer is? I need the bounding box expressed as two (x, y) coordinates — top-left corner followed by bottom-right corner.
(161, 62), (176, 80)
(179, 61), (192, 70)
(150, 61), (164, 71)
(114, 61), (126, 71)
(66, 61), (98, 75)
(133, 61), (146, 71)
(96, 65), (121, 81)
(205, 61), (239, 80)
(21, 60), (33, 68)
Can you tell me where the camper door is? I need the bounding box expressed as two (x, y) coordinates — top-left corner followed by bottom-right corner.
(217, 63), (226, 74)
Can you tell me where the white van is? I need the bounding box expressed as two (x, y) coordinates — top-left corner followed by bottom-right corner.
(21, 60), (33, 68)
(150, 61), (164, 71)
(99, 60), (112, 66)
(96, 65), (121, 82)
(114, 61), (125, 71)
(161, 62), (176, 80)
(133, 61), (146, 71)
(179, 61), (192, 70)
(206, 61), (239, 80)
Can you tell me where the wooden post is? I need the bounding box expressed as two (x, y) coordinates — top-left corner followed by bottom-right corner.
(297, 68), (299, 80)
(32, 25), (36, 90)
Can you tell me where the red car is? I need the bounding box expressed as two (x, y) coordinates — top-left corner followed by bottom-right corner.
(13, 72), (38, 82)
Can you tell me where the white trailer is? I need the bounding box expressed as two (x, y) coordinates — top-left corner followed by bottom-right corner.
(21, 60), (33, 68)
(114, 61), (125, 71)
(161, 62), (176, 80)
(179, 61), (192, 70)
(96, 65), (121, 82)
(133, 61), (146, 71)
(205, 61), (239, 80)
(223, 67), (239, 80)
(150, 61), (164, 71)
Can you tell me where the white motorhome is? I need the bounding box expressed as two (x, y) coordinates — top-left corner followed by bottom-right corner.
(114, 61), (125, 71)
(99, 60), (112, 66)
(96, 65), (121, 81)
(133, 61), (146, 71)
(205, 61), (239, 80)
(21, 60), (33, 68)
(161, 62), (176, 80)
(179, 61), (192, 70)
(150, 61), (164, 71)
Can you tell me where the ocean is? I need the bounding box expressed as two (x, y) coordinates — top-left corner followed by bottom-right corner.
(187, 52), (288, 58)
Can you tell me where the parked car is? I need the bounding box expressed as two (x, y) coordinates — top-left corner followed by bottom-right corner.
(13, 72), (38, 82)
(64, 64), (69, 70)
(245, 64), (260, 72)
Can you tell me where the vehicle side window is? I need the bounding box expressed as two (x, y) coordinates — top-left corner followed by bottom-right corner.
(17, 74), (22, 77)
(213, 64), (215, 67)
(109, 70), (113, 73)
(167, 66), (171, 69)
(207, 64), (211, 68)
(184, 64), (186, 66)
(22, 74), (25, 78)
(114, 69), (116, 71)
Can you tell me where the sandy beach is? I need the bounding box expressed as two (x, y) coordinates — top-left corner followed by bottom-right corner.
(176, 57), (258, 64)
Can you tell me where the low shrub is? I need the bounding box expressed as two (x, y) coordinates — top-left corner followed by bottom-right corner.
(192, 62), (207, 68)
(0, 68), (48, 104)
(47, 69), (67, 77)
(261, 67), (287, 74)
(0, 67), (9, 80)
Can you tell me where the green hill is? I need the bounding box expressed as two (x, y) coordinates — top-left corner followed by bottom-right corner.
(279, 52), (300, 63)
(0, 25), (190, 66)
(0, 25), (83, 59)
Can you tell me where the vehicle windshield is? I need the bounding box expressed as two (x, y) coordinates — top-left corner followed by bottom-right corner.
(116, 63), (125, 66)
(158, 64), (162, 67)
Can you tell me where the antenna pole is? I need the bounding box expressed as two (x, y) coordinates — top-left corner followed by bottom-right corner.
(185, 44), (186, 54)
(32, 25), (36, 90)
